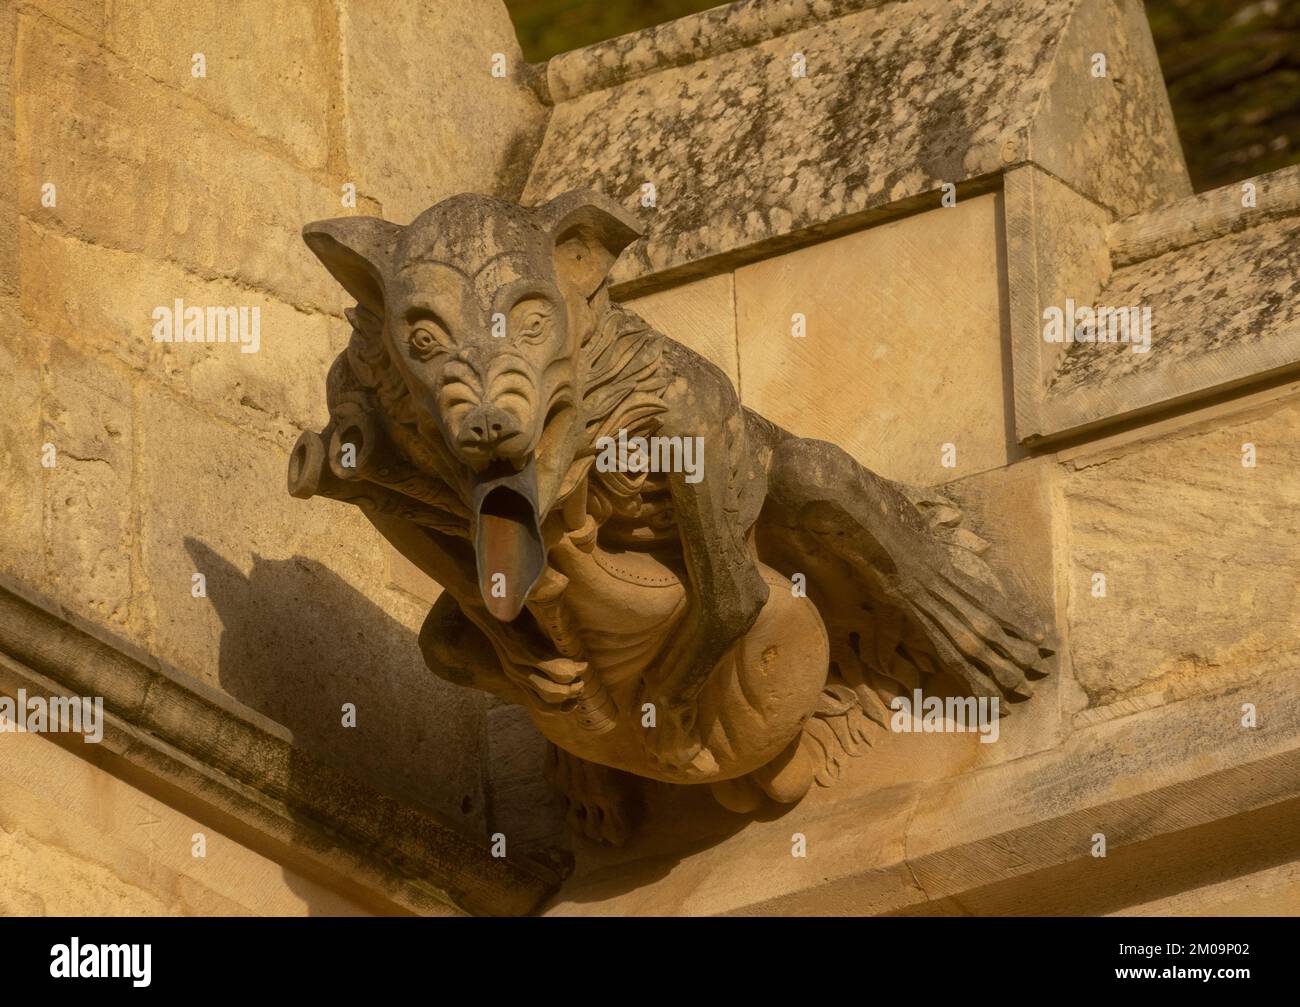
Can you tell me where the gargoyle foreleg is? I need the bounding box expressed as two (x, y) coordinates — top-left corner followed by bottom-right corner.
(544, 744), (641, 846)
(638, 361), (769, 774)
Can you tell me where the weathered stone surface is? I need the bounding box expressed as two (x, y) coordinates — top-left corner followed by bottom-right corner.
(0, 730), (371, 915)
(547, 664), (1300, 915)
(544, 0), (889, 102)
(1061, 393), (1300, 709)
(1003, 164), (1112, 442)
(0, 581), (556, 915)
(42, 339), (135, 634)
(385, 540), (443, 604)
(0, 2), (16, 301)
(525, 0), (1186, 289)
(23, 0), (103, 38)
(136, 387), (488, 825)
(15, 12), (351, 315)
(1109, 162), (1300, 269)
(1052, 214), (1300, 396)
(1114, 860), (1300, 917)
(1013, 165), (1300, 442)
(21, 219), (337, 447)
(940, 455), (1064, 762)
(0, 296), (42, 587)
(484, 703), (569, 856)
(338, 0), (547, 222)
(735, 194), (1015, 485)
(105, 0), (337, 172)
(1026, 0), (1190, 219)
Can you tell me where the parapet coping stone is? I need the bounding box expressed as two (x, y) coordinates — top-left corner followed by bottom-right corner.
(524, 0), (1191, 295)
(540, 0), (893, 103)
(1008, 163), (1300, 443)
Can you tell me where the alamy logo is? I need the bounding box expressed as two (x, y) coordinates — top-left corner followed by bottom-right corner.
(152, 299), (261, 353)
(889, 689), (1000, 744)
(594, 428), (704, 484)
(0, 689), (103, 743)
(50, 939), (151, 987)
(1042, 298), (1151, 354)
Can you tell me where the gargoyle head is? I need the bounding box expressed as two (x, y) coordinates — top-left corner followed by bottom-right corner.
(303, 191), (651, 620)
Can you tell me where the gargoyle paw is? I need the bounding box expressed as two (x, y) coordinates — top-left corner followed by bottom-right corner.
(642, 701), (718, 777)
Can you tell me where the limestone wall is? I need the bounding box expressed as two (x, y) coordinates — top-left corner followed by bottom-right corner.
(1, 0), (546, 913)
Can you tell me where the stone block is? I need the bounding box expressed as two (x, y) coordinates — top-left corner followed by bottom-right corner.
(0, 3), (16, 299)
(24, 0), (103, 39)
(1028, 0), (1190, 220)
(484, 703), (567, 854)
(1061, 393), (1300, 709)
(385, 541), (442, 605)
(1002, 164), (1111, 442)
(0, 730), (371, 915)
(106, 0), (337, 172)
(0, 295), (43, 586)
(41, 338), (135, 633)
(941, 455), (1064, 761)
(734, 195), (1015, 485)
(15, 12), (351, 315)
(527, 0), (1187, 290)
(21, 219), (337, 447)
(338, 0), (546, 222)
(1044, 199), (1300, 438)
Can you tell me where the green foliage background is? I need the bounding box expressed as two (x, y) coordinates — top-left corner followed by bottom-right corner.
(504, 0), (1299, 192)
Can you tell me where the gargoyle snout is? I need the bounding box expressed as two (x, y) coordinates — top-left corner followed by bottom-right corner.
(438, 352), (540, 464)
(457, 403), (524, 453)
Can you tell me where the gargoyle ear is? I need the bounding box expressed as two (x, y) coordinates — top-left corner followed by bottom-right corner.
(542, 190), (644, 299)
(302, 217), (401, 315)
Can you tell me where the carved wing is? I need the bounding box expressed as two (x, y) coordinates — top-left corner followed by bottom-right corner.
(755, 441), (1054, 783)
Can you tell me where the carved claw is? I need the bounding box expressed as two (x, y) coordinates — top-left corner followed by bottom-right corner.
(545, 745), (639, 846)
(510, 656), (589, 706)
(897, 568), (1053, 700)
(641, 699), (718, 777)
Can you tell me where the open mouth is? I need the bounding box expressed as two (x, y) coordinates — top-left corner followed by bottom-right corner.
(471, 457), (545, 622)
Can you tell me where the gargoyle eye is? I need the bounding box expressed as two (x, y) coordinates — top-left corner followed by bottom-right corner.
(510, 300), (552, 344)
(409, 319), (452, 361)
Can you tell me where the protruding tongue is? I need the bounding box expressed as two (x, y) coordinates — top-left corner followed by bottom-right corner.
(472, 459), (545, 622)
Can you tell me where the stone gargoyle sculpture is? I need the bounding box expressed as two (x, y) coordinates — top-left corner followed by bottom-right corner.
(288, 190), (1054, 844)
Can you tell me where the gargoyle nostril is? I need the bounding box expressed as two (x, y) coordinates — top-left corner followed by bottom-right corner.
(459, 405), (520, 449)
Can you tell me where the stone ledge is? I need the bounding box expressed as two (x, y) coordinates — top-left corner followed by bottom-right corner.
(1109, 163), (1300, 269)
(546, 665), (1300, 915)
(1008, 164), (1300, 444)
(543, 0), (891, 103)
(0, 576), (565, 917)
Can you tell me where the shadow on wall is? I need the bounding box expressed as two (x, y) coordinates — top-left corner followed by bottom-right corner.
(182, 537), (486, 914)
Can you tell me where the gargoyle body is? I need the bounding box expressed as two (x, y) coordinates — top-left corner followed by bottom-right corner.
(290, 191), (1053, 843)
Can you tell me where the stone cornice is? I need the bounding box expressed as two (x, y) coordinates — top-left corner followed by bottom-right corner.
(0, 577), (564, 917)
